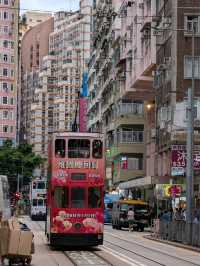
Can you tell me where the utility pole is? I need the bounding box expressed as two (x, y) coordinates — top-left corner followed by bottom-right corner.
(186, 28), (195, 243)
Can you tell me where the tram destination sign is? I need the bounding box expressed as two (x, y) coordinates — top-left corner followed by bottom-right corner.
(58, 160), (98, 169)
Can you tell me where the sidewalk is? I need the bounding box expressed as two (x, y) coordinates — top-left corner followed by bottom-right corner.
(144, 234), (200, 253)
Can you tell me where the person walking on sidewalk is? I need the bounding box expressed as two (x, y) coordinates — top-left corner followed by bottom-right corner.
(128, 207), (135, 232)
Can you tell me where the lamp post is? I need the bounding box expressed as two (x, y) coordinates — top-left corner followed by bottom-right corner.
(186, 28), (195, 244)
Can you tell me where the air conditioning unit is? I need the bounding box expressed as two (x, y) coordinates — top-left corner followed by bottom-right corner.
(163, 17), (172, 28)
(164, 57), (172, 65)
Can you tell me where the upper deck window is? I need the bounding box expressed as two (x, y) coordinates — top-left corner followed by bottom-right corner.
(55, 139), (66, 158)
(68, 139), (90, 158)
(92, 140), (103, 158)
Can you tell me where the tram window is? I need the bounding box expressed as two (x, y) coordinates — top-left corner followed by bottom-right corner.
(71, 173), (86, 181)
(88, 187), (101, 208)
(68, 139), (90, 158)
(71, 187), (85, 208)
(53, 187), (69, 208)
(37, 182), (45, 189)
(38, 199), (43, 206)
(92, 140), (103, 159)
(33, 182), (36, 189)
(55, 139), (66, 158)
(33, 199), (37, 206)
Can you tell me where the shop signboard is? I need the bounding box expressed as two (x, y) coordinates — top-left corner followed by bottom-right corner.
(171, 145), (200, 176)
(155, 184), (186, 199)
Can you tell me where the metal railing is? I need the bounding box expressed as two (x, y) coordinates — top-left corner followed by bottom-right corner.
(158, 220), (200, 247)
(117, 131), (144, 143)
(117, 103), (144, 116)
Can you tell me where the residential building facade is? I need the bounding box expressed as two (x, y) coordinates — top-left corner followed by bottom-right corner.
(154, 0), (200, 198)
(49, 0), (92, 132)
(0, 0), (19, 146)
(87, 0), (156, 201)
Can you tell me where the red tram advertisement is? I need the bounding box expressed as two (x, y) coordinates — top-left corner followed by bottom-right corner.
(46, 132), (105, 246)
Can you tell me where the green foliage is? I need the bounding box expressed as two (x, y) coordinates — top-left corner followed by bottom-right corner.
(0, 142), (44, 179)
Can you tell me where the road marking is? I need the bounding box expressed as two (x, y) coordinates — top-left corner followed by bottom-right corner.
(101, 246), (147, 266)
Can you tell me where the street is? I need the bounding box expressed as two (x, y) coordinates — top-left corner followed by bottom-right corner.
(16, 217), (200, 266)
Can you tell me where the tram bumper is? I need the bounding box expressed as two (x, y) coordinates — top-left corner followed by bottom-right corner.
(50, 233), (103, 246)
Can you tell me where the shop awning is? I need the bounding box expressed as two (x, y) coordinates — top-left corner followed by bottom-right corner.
(118, 176), (153, 189)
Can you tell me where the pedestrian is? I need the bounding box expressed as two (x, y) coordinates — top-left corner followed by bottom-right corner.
(127, 207), (135, 232)
(160, 210), (171, 222)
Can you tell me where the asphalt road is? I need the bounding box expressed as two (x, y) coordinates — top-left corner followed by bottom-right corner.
(16, 217), (200, 266)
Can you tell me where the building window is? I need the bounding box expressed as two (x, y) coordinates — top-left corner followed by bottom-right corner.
(3, 12), (8, 20)
(10, 83), (14, 91)
(10, 126), (13, 133)
(4, 0), (9, 5)
(11, 69), (14, 77)
(3, 82), (8, 91)
(11, 56), (14, 63)
(3, 125), (8, 133)
(184, 56), (200, 79)
(10, 97), (14, 105)
(3, 68), (8, 76)
(3, 40), (8, 48)
(185, 15), (200, 34)
(4, 26), (8, 33)
(2, 96), (8, 104)
(3, 110), (8, 119)
(3, 54), (8, 62)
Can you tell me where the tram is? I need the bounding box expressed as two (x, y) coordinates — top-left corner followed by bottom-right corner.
(46, 132), (105, 246)
(30, 179), (47, 220)
(0, 175), (11, 219)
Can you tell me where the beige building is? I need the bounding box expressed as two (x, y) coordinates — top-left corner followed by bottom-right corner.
(20, 18), (54, 143)
(20, 12), (52, 37)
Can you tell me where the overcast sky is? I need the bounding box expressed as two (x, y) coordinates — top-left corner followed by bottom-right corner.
(20, 0), (79, 13)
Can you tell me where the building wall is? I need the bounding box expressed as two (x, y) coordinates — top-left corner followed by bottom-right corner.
(0, 0), (19, 145)
(21, 18), (54, 73)
(20, 18), (54, 143)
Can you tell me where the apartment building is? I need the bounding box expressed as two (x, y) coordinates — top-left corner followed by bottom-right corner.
(154, 0), (200, 197)
(49, 0), (92, 132)
(0, 0), (19, 146)
(20, 18), (54, 143)
(88, 0), (156, 199)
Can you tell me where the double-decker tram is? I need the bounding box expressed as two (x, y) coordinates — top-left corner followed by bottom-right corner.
(46, 132), (105, 246)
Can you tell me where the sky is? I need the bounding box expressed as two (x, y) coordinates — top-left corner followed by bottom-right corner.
(20, 0), (80, 13)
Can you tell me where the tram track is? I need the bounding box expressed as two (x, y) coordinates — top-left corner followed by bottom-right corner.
(104, 230), (200, 266)
(23, 217), (112, 266)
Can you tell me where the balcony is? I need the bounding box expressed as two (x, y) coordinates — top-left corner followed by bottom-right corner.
(107, 131), (145, 157)
(115, 103), (144, 126)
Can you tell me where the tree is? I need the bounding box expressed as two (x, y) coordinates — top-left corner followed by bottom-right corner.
(0, 141), (44, 189)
